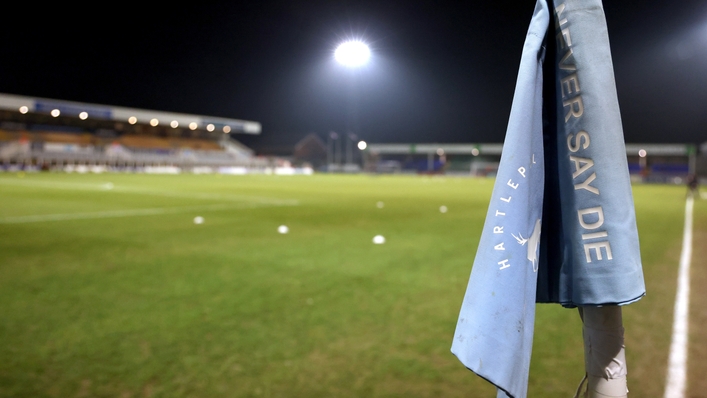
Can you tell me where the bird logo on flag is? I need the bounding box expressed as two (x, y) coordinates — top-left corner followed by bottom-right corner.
(512, 219), (542, 272)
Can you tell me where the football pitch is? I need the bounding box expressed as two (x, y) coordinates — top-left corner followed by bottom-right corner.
(0, 172), (704, 397)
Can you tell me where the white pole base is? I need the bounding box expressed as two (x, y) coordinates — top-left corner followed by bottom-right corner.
(587, 374), (628, 397)
(579, 306), (629, 398)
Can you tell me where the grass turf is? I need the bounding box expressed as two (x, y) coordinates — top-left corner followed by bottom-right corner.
(0, 172), (696, 397)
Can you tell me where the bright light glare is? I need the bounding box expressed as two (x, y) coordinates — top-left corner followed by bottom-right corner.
(128, 116), (137, 124)
(19, 106), (29, 114)
(79, 111), (88, 120)
(638, 149), (647, 158)
(335, 41), (370, 67)
(51, 109), (61, 117)
(223, 126), (231, 133)
(357, 140), (367, 150)
(189, 122), (198, 130)
(170, 120), (179, 128)
(206, 124), (215, 132)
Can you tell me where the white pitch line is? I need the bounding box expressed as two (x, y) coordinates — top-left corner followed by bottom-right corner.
(663, 195), (694, 398)
(0, 202), (294, 224)
(0, 178), (299, 206)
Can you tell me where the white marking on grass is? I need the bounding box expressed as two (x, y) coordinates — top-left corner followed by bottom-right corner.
(0, 202), (295, 224)
(664, 195), (694, 398)
(0, 178), (298, 206)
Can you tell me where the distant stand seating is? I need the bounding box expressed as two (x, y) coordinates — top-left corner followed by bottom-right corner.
(118, 135), (172, 152)
(41, 131), (94, 146)
(0, 127), (267, 170)
(1, 127), (236, 153)
(175, 137), (222, 151)
(118, 135), (223, 152)
(0, 129), (18, 142)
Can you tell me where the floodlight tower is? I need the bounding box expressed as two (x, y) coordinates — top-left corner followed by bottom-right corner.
(334, 40), (370, 68)
(335, 40), (370, 171)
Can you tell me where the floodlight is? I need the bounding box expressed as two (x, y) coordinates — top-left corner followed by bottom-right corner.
(128, 116), (137, 124)
(19, 106), (29, 114)
(170, 120), (179, 128)
(335, 40), (370, 67)
(79, 112), (88, 120)
(150, 118), (159, 126)
(51, 109), (61, 117)
(638, 149), (647, 158)
(357, 140), (367, 150)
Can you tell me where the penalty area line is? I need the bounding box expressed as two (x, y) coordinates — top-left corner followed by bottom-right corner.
(663, 195), (694, 398)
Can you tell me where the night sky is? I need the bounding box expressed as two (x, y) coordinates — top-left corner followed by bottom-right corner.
(2, 1), (706, 152)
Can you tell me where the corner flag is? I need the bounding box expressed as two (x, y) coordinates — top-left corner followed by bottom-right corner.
(451, 1), (645, 397)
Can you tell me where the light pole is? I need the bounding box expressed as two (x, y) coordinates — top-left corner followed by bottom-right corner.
(358, 140), (368, 170)
(328, 131), (338, 172)
(638, 148), (647, 181)
(347, 133), (357, 166)
(335, 40), (370, 173)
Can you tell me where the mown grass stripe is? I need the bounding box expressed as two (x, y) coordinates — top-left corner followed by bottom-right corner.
(0, 202), (297, 224)
(0, 178), (299, 205)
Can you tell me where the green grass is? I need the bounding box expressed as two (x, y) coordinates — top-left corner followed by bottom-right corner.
(0, 172), (695, 397)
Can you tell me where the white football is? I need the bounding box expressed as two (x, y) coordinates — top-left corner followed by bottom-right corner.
(372, 235), (385, 244)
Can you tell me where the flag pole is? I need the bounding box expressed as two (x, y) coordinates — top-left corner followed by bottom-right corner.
(577, 306), (628, 398)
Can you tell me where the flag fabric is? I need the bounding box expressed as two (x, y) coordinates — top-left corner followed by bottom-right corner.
(451, 2), (548, 397)
(450, 0), (645, 397)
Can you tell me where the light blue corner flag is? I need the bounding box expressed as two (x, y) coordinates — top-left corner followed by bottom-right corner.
(451, 0), (645, 397)
(450, 1), (548, 397)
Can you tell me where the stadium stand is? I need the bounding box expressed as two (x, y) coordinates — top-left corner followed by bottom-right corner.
(366, 142), (703, 183)
(0, 93), (285, 173)
(1, 92), (703, 179)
